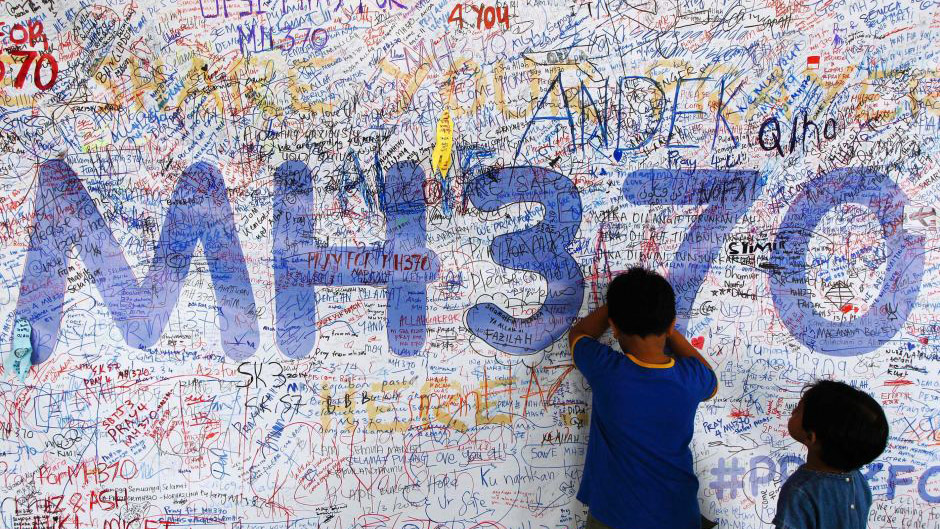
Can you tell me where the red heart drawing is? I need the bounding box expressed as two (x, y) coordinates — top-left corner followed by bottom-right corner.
(691, 336), (705, 349)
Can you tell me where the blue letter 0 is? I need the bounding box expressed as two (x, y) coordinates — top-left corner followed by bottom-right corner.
(466, 166), (584, 354)
(769, 168), (924, 356)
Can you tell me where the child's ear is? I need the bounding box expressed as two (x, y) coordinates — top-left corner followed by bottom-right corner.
(806, 430), (818, 447)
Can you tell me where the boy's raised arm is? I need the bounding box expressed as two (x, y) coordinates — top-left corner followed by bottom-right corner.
(568, 305), (610, 354)
(666, 329), (714, 371)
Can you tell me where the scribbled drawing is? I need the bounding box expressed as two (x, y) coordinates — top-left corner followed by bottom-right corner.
(823, 280), (855, 310)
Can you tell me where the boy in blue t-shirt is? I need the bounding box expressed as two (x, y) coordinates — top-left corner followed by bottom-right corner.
(569, 267), (718, 529)
(773, 380), (888, 529)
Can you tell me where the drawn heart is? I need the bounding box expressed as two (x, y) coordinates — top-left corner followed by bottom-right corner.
(691, 336), (705, 350)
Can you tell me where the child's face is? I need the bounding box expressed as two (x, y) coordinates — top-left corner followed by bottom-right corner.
(788, 397), (810, 445)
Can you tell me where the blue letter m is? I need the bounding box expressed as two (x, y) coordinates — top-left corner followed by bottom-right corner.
(15, 160), (259, 363)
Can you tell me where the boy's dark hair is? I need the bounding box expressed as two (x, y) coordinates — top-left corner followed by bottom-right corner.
(606, 267), (676, 337)
(802, 380), (889, 471)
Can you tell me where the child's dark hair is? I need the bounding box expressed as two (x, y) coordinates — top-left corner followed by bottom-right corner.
(606, 267), (676, 337)
(801, 380), (889, 471)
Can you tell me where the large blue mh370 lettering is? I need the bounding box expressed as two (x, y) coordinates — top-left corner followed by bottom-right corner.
(13, 160), (925, 362)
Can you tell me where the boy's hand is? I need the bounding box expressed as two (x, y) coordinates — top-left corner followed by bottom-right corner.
(568, 305), (610, 353)
(666, 328), (714, 371)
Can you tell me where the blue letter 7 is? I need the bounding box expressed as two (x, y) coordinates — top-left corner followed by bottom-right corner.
(622, 170), (762, 334)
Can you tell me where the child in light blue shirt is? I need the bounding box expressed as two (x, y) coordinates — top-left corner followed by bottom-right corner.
(774, 380), (888, 529)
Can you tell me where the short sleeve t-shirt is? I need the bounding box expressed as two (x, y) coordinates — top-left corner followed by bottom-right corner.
(572, 336), (717, 529)
(773, 466), (872, 529)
